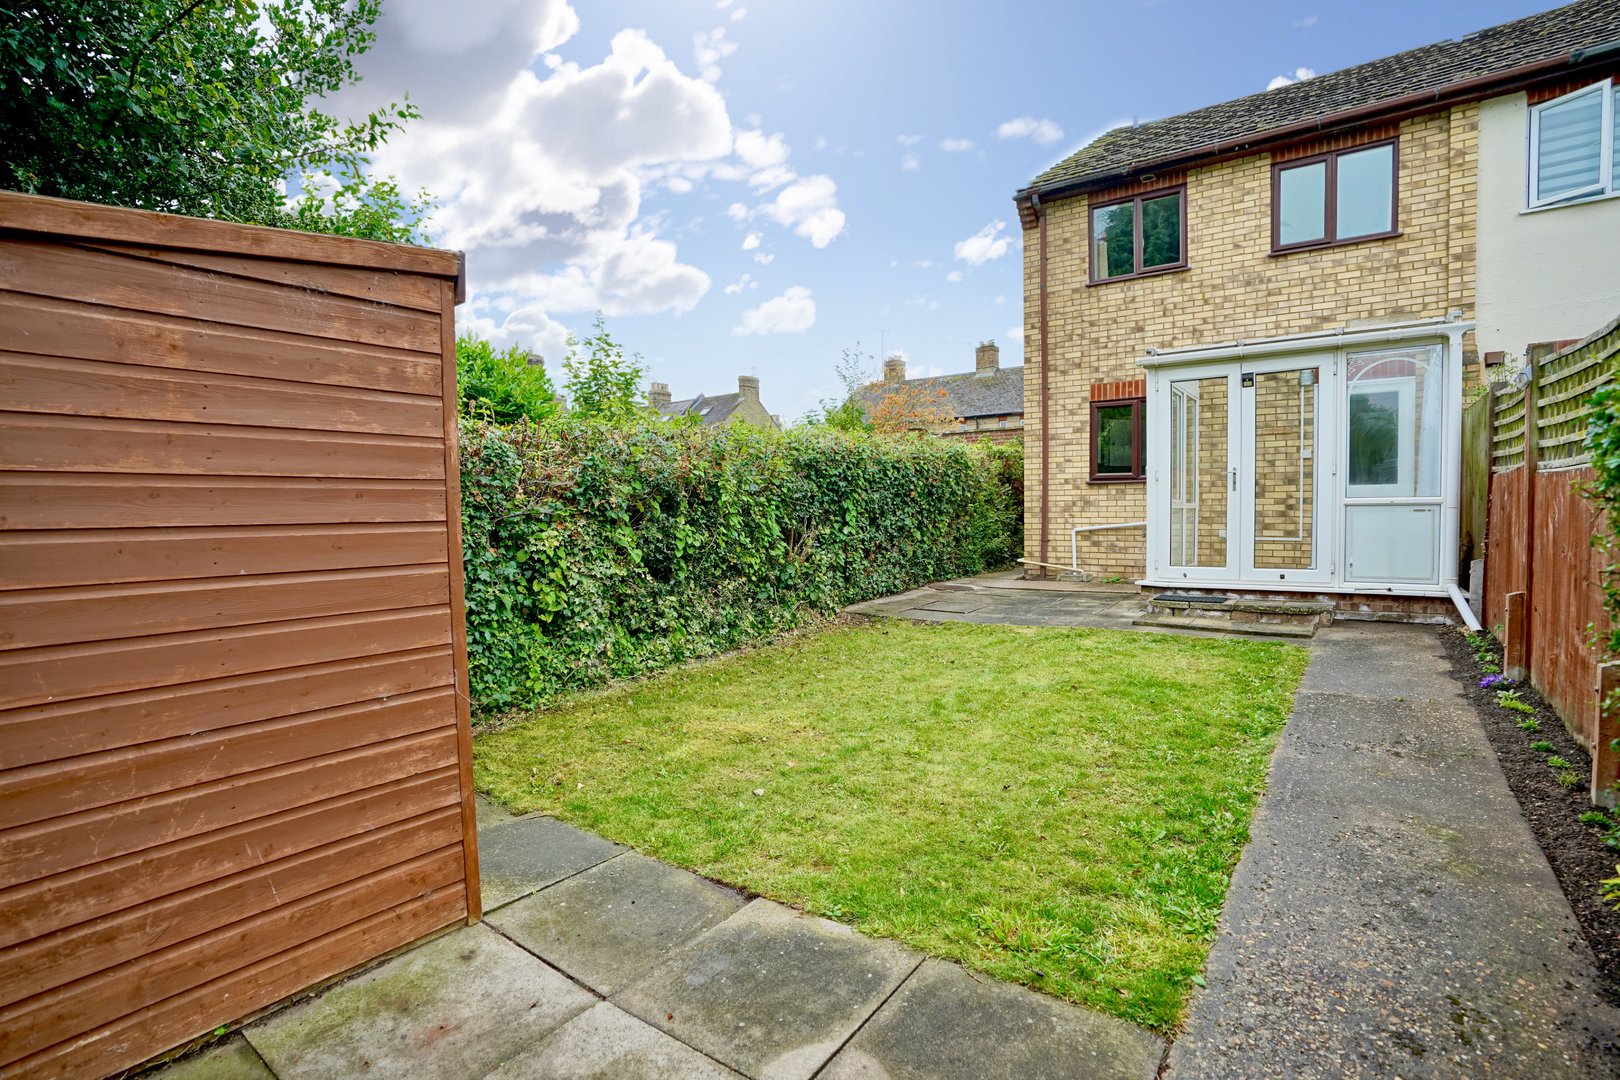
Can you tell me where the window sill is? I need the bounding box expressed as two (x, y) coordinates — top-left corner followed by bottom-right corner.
(1521, 189), (1620, 215)
(1269, 230), (1402, 256)
(1087, 264), (1189, 287)
(1087, 475), (1146, 485)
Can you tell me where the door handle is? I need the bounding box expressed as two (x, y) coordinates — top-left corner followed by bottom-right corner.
(1230, 466), (1237, 492)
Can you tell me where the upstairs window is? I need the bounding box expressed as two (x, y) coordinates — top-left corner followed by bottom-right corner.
(1089, 187), (1185, 282)
(1529, 79), (1617, 207)
(1272, 140), (1397, 251)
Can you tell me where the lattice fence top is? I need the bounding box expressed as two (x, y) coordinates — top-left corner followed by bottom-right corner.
(1493, 316), (1620, 472)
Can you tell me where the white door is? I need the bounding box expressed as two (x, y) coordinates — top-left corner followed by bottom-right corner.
(1157, 365), (1239, 582)
(1238, 355), (1334, 586)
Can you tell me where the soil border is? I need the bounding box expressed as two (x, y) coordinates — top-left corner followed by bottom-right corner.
(1441, 627), (1620, 1003)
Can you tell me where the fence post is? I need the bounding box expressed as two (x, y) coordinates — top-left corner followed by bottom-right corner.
(1504, 590), (1529, 682)
(1521, 359), (1539, 677)
(1595, 663), (1620, 808)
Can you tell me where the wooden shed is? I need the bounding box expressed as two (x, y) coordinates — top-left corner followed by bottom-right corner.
(0, 192), (480, 1077)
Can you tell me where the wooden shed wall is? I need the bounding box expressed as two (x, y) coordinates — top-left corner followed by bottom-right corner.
(0, 193), (478, 1078)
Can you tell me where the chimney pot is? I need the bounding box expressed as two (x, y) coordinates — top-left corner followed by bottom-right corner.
(975, 340), (1000, 374)
(883, 355), (907, 384)
(649, 381), (672, 408)
(738, 375), (760, 401)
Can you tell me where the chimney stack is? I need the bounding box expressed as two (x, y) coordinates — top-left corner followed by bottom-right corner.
(975, 340), (1000, 374)
(883, 355), (907, 384)
(649, 381), (671, 408)
(526, 351), (545, 367)
(738, 375), (760, 402)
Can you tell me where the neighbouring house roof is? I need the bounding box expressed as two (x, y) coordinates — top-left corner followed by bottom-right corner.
(1021, 0), (1620, 199)
(858, 366), (1025, 421)
(657, 392), (745, 426)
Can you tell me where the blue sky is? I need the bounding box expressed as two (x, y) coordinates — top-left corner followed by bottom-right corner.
(338, 0), (1556, 421)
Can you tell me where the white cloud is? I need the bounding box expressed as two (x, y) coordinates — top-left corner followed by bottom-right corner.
(341, 6), (735, 333)
(1293, 14), (1319, 28)
(730, 6), (747, 20)
(945, 270), (964, 283)
(741, 232), (761, 250)
(734, 129), (788, 169)
(754, 252), (774, 265)
(997, 116), (1064, 145)
(940, 137), (976, 152)
(1007, 325), (1025, 344)
(814, 135), (828, 151)
(954, 220), (1010, 266)
(734, 286), (816, 335)
(727, 202), (750, 221)
(723, 272), (758, 295)
(693, 27), (737, 82)
(758, 175), (846, 247)
(897, 133), (924, 146)
(901, 153), (920, 171)
(1267, 66), (1318, 90)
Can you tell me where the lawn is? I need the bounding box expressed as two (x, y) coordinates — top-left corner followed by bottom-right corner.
(474, 619), (1308, 1030)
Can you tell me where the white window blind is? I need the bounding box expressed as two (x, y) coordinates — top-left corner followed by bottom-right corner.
(1530, 80), (1615, 207)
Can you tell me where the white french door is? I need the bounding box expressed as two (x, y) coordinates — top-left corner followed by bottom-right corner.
(1154, 354), (1334, 585)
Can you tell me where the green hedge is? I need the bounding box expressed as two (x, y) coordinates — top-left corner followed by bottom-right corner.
(459, 418), (1023, 713)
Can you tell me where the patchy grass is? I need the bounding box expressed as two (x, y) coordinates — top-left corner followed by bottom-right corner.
(474, 619), (1307, 1030)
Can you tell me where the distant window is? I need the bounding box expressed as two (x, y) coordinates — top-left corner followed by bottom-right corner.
(1273, 140), (1397, 251)
(1090, 398), (1145, 481)
(1089, 187), (1186, 282)
(1529, 79), (1618, 207)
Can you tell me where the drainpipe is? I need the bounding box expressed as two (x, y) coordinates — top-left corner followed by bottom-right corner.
(1033, 190), (1051, 579)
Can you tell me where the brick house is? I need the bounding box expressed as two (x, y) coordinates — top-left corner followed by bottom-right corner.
(1015, 0), (1620, 618)
(858, 341), (1024, 442)
(649, 375), (781, 429)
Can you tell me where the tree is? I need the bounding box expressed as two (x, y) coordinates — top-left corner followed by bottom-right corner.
(562, 314), (649, 423)
(803, 345), (876, 432)
(0, 0), (429, 242)
(457, 336), (559, 425)
(868, 382), (954, 435)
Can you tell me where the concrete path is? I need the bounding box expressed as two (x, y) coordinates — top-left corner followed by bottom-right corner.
(1165, 622), (1620, 1078)
(844, 572), (1149, 630)
(163, 803), (1160, 1080)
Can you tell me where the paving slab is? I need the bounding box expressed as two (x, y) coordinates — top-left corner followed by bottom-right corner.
(488, 851), (747, 995)
(475, 793), (520, 830)
(487, 1001), (744, 1079)
(613, 898), (922, 1080)
(478, 813), (625, 910)
(1165, 627), (1620, 1079)
(244, 923), (594, 1079)
(153, 1037), (275, 1080)
(818, 959), (1161, 1080)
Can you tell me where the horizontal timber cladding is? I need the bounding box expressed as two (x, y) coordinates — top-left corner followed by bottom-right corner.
(0, 192), (478, 1079)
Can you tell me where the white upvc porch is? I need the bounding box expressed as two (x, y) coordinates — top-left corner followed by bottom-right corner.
(1136, 317), (1475, 609)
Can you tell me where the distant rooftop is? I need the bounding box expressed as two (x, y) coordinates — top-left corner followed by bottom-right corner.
(858, 343), (1024, 420)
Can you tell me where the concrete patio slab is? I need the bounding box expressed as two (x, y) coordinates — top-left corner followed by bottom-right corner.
(818, 959), (1162, 1080)
(244, 923), (594, 1079)
(478, 813), (625, 911)
(1164, 624), (1620, 1078)
(475, 792), (520, 830)
(486, 1001), (744, 1079)
(155, 1037), (274, 1080)
(613, 898), (922, 1080)
(488, 851), (747, 996)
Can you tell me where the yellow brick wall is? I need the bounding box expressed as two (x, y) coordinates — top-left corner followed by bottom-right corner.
(1021, 105), (1479, 576)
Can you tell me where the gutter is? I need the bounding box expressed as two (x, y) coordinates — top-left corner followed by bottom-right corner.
(1016, 46), (1617, 210)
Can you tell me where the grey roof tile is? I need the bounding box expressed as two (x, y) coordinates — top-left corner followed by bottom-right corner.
(858, 366), (1025, 420)
(1024, 0), (1620, 195)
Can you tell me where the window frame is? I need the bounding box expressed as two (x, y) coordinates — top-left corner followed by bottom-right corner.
(1086, 184), (1188, 284)
(1089, 397), (1147, 483)
(1528, 78), (1616, 209)
(1270, 138), (1400, 254)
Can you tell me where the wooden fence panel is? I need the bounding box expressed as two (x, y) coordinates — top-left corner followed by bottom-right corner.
(1479, 316), (1620, 803)
(0, 192), (477, 1078)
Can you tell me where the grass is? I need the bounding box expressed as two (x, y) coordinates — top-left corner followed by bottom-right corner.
(474, 619), (1308, 1030)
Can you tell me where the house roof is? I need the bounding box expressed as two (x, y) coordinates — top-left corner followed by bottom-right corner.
(1021, 0), (1620, 199)
(858, 366), (1025, 421)
(657, 392), (745, 426)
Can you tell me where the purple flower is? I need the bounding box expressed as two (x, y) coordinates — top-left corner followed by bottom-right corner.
(1479, 674), (1513, 690)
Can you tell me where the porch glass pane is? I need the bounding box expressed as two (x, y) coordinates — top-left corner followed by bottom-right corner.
(1251, 369), (1317, 570)
(1169, 375), (1227, 567)
(1346, 345), (1442, 499)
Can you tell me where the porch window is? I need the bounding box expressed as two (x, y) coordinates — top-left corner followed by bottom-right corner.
(1089, 187), (1185, 282)
(1090, 397), (1145, 481)
(1529, 79), (1617, 207)
(1272, 141), (1397, 251)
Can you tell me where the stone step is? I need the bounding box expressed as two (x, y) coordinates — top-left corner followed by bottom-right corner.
(1129, 613), (1319, 639)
